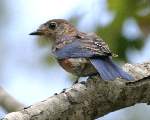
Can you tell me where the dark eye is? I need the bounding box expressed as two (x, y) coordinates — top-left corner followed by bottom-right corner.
(48, 22), (57, 30)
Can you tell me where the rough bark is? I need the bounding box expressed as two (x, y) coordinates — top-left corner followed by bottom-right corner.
(2, 61), (150, 120)
(0, 87), (24, 113)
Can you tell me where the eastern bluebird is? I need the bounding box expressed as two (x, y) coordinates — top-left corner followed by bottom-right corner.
(30, 19), (133, 83)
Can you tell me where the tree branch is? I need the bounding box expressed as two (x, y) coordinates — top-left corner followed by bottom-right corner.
(0, 87), (24, 113)
(2, 61), (150, 120)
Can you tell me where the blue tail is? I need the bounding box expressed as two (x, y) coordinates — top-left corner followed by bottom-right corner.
(90, 57), (133, 81)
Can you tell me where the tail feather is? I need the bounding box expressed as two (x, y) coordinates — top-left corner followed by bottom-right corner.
(90, 57), (133, 81)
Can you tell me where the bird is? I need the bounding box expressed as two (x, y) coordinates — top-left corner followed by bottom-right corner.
(30, 19), (133, 83)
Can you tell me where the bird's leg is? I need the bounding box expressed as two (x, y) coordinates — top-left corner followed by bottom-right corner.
(73, 76), (80, 85)
(73, 64), (89, 85)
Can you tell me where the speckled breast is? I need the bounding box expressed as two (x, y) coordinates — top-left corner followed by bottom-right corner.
(58, 58), (97, 76)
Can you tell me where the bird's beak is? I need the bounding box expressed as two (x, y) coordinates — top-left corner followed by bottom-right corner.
(29, 30), (44, 35)
(29, 24), (47, 35)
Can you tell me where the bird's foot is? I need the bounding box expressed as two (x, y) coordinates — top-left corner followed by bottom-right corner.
(72, 76), (80, 85)
(80, 81), (86, 84)
(60, 88), (66, 93)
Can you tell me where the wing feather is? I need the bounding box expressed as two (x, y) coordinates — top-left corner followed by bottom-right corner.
(53, 33), (112, 59)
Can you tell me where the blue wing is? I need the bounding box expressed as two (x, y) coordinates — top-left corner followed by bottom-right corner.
(53, 40), (96, 59)
(90, 57), (133, 80)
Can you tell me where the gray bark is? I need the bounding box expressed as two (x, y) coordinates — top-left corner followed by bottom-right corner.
(2, 61), (150, 120)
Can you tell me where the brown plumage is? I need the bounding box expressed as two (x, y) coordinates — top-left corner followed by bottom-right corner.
(30, 19), (133, 82)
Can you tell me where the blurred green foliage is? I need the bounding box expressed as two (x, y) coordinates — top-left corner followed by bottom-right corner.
(97, 0), (150, 61)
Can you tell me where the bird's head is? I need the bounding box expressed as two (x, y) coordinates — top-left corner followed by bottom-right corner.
(30, 19), (78, 39)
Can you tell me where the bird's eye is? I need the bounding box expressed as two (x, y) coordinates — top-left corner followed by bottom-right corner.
(48, 22), (57, 30)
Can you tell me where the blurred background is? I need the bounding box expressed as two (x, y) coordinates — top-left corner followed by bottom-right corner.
(0, 0), (150, 119)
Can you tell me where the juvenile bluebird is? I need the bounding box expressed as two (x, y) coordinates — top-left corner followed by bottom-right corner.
(30, 19), (133, 83)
